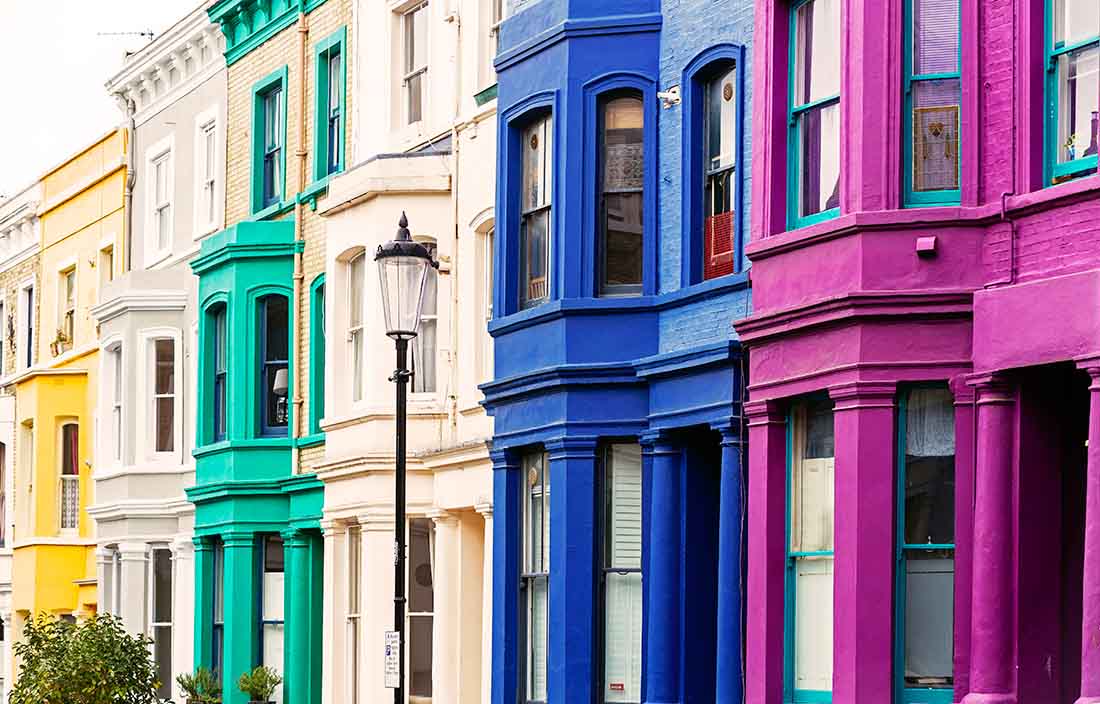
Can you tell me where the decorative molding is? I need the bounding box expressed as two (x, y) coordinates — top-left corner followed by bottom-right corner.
(105, 7), (226, 126)
(207, 0), (328, 67)
(90, 289), (189, 325)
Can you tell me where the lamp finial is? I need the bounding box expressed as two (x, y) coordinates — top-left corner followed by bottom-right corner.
(397, 212), (411, 240)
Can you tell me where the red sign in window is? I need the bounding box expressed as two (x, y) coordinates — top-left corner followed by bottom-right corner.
(609, 683), (625, 692)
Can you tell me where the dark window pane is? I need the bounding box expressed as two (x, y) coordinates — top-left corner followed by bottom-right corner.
(904, 387), (955, 545)
(601, 95), (644, 293)
(803, 399), (834, 460)
(154, 625), (172, 699)
(62, 425), (79, 475)
(602, 193), (644, 289)
(265, 297), (289, 362)
(264, 535), (285, 572)
(155, 398), (174, 453)
(155, 340), (174, 394)
(408, 518), (433, 613)
(904, 553), (954, 686)
(409, 614), (433, 697)
(153, 549), (172, 623)
(798, 103), (841, 218)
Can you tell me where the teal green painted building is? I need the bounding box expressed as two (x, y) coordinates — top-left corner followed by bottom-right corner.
(188, 221), (324, 704)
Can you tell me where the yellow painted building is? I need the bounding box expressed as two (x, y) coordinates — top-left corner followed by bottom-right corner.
(11, 129), (125, 634)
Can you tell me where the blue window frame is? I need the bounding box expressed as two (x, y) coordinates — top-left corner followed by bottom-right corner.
(788, 0), (842, 229)
(258, 295), (289, 437)
(903, 0), (962, 205)
(520, 450), (549, 704)
(894, 387), (956, 704)
(598, 91), (645, 297)
(519, 114), (553, 309)
(784, 398), (835, 704)
(211, 304), (228, 443)
(682, 46), (746, 286)
(313, 28), (347, 181)
(1045, 0), (1099, 184)
(250, 67), (288, 215)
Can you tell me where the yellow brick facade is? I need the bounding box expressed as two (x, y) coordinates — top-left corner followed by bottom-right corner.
(224, 0), (352, 473)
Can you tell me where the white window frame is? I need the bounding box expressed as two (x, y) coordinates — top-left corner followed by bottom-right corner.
(17, 280), (33, 371)
(482, 0), (505, 90)
(410, 238), (438, 396)
(402, 2), (429, 125)
(98, 237), (115, 294)
(148, 544), (174, 701)
(58, 420), (80, 535)
(56, 260), (77, 353)
(345, 525), (361, 704)
(145, 136), (175, 266)
(346, 250), (366, 405)
(100, 337), (124, 468)
(194, 106), (221, 239)
(138, 328), (183, 464)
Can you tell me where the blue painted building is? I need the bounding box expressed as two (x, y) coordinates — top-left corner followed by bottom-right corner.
(484, 1), (754, 702)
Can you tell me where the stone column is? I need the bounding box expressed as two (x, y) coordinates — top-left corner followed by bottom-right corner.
(117, 541), (148, 634)
(644, 436), (682, 704)
(320, 520), (341, 704)
(961, 375), (1016, 704)
(489, 449), (520, 704)
(743, 399), (788, 704)
(283, 528), (312, 704)
(546, 437), (599, 703)
(951, 378), (977, 704)
(476, 503), (493, 704)
(715, 423), (745, 704)
(170, 536), (195, 701)
(222, 531), (257, 704)
(429, 510), (460, 703)
(192, 537), (215, 670)
(830, 382), (896, 704)
(1077, 358), (1100, 704)
(359, 510), (395, 702)
(95, 546), (114, 616)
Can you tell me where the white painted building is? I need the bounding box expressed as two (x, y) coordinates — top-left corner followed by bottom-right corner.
(0, 181), (42, 702)
(316, 0), (502, 701)
(94, 6), (226, 701)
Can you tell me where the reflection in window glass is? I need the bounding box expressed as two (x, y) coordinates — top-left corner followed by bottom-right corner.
(600, 94), (645, 295)
(792, 0), (841, 221)
(520, 116), (552, 308)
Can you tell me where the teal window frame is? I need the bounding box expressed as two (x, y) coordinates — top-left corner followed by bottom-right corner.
(202, 299), (230, 445)
(313, 27), (347, 182)
(1044, 0), (1100, 184)
(257, 293), (291, 438)
(787, 0), (842, 230)
(251, 66), (289, 216)
(783, 399), (835, 704)
(308, 275), (326, 437)
(902, 0), (962, 206)
(893, 386), (955, 704)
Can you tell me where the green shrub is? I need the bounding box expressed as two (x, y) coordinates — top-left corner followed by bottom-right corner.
(176, 666), (223, 703)
(237, 665), (282, 701)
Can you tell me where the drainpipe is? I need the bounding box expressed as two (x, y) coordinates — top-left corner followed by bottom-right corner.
(447, 4), (462, 437)
(123, 99), (137, 274)
(291, 0), (309, 472)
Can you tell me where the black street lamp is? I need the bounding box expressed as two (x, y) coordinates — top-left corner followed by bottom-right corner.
(375, 212), (437, 704)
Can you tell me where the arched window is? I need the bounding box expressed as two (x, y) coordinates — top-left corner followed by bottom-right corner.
(258, 295), (289, 436)
(703, 63), (737, 279)
(520, 114), (552, 308)
(208, 304), (228, 442)
(599, 92), (645, 296)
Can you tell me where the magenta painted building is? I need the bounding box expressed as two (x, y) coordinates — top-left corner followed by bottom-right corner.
(735, 0), (1099, 703)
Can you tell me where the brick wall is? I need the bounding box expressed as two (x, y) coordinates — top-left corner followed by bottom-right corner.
(224, 0), (353, 473)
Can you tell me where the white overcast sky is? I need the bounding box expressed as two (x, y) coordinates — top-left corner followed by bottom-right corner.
(0, 0), (201, 199)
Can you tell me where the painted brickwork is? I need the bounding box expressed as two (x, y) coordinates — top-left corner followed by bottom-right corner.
(223, 0), (352, 469)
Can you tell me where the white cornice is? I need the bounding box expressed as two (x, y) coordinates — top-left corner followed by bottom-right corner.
(85, 497), (194, 522)
(91, 289), (189, 324)
(104, 3), (225, 126)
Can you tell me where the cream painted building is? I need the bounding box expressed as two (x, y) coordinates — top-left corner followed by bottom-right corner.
(316, 0), (501, 701)
(93, 7), (226, 701)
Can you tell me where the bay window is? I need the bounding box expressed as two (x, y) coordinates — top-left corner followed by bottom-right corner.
(259, 295), (289, 436)
(787, 398), (835, 701)
(520, 115), (552, 308)
(521, 451), (549, 704)
(601, 444), (643, 703)
(905, 0), (961, 204)
(1047, 0), (1099, 183)
(152, 339), (175, 453)
(150, 546), (173, 701)
(260, 535), (285, 703)
(704, 64), (738, 279)
(412, 241), (437, 394)
(789, 0), (841, 227)
(109, 344), (123, 463)
(896, 387), (955, 702)
(408, 518), (434, 701)
(599, 93), (645, 296)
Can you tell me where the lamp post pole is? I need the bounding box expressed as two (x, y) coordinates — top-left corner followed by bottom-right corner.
(393, 336), (409, 704)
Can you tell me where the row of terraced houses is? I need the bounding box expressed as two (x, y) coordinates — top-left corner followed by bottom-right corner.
(0, 0), (1096, 703)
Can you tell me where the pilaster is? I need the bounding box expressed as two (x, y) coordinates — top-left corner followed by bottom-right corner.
(490, 448), (521, 704)
(117, 541), (149, 635)
(1075, 356), (1100, 704)
(429, 510), (460, 704)
(642, 434), (682, 704)
(714, 422), (745, 704)
(476, 503), (493, 704)
(222, 531), (257, 704)
(282, 528), (311, 704)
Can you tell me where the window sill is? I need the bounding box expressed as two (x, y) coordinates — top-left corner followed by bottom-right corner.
(474, 83), (498, 106)
(193, 437), (293, 458)
(248, 199), (295, 222)
(297, 432), (325, 448)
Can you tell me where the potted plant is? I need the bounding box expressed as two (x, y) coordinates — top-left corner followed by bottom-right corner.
(237, 665), (282, 704)
(177, 667), (222, 703)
